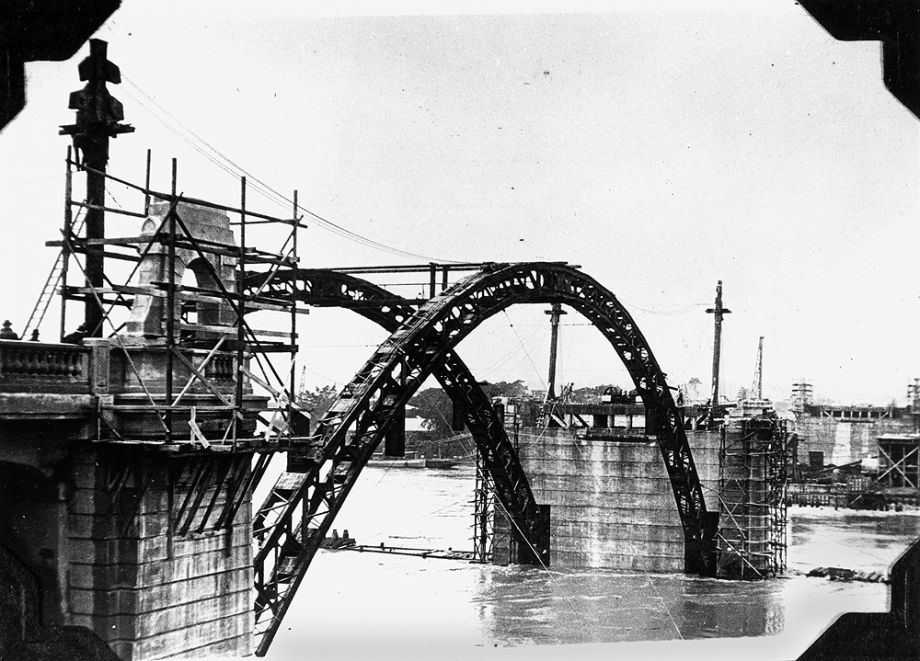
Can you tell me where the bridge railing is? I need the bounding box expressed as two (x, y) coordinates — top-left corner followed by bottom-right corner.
(0, 339), (91, 393)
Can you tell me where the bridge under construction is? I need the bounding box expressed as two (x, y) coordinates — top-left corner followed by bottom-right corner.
(0, 40), (796, 660)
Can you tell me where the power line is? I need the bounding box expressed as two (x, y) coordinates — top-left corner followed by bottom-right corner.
(120, 76), (464, 263)
(476, 323), (544, 377)
(502, 310), (547, 390)
(620, 300), (711, 316)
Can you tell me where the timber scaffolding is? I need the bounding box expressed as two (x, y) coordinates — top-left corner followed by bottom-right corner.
(48, 151), (311, 454)
(42, 150), (503, 656)
(716, 416), (791, 580)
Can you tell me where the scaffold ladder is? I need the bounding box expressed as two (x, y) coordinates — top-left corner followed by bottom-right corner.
(23, 207), (86, 340)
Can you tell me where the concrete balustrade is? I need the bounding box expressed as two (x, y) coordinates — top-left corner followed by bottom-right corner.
(0, 339), (91, 389)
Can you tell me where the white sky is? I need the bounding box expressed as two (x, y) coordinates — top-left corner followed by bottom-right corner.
(1, 1), (918, 405)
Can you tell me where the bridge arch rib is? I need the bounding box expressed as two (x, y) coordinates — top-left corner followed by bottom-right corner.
(243, 262), (715, 655)
(243, 268), (549, 654)
(248, 269), (546, 562)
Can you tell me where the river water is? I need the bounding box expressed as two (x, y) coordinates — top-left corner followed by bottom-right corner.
(256, 465), (920, 661)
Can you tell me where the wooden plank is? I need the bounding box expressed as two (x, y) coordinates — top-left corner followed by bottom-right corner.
(47, 244), (141, 262)
(67, 284), (294, 314)
(69, 202), (148, 219)
(248, 344), (298, 353)
(100, 404), (236, 411)
(148, 280), (299, 311)
(273, 472), (307, 491)
(77, 235), (152, 245)
(177, 321), (296, 339)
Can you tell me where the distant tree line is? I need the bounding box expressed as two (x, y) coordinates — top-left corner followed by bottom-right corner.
(409, 380), (529, 437)
(298, 375), (708, 441)
(297, 384), (338, 420)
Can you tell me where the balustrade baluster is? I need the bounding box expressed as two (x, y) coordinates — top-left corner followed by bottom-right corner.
(57, 351), (66, 377)
(22, 349), (35, 374)
(36, 350), (48, 375)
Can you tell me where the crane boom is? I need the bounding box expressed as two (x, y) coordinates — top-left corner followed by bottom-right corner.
(752, 336), (764, 400)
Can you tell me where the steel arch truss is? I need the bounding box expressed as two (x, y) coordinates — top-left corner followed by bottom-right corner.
(243, 268), (549, 655)
(243, 263), (715, 655)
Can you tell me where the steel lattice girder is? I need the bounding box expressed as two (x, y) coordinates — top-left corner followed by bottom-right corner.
(243, 268), (550, 655)
(246, 267), (548, 557)
(245, 270), (547, 558)
(242, 262), (714, 655)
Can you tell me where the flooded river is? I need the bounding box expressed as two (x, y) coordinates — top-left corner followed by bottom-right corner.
(258, 465), (920, 661)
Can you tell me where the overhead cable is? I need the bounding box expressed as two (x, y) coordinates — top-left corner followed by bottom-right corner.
(121, 76), (462, 263)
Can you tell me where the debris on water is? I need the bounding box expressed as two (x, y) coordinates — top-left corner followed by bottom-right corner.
(320, 529), (356, 549)
(806, 567), (888, 583)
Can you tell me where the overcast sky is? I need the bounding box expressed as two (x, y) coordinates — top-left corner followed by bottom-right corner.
(1, 1), (917, 405)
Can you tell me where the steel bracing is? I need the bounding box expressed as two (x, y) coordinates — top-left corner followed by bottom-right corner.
(43, 157), (309, 580)
(243, 262), (715, 654)
(52, 155), (309, 453)
(716, 417), (789, 579)
(243, 269), (550, 653)
(42, 157), (712, 656)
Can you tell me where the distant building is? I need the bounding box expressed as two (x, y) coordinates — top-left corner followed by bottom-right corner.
(790, 382), (916, 468)
(403, 404), (428, 432)
(791, 381), (814, 413)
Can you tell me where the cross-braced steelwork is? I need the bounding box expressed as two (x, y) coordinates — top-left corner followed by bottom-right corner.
(716, 417), (790, 579)
(51, 155), (309, 452)
(471, 449), (495, 563)
(244, 262), (715, 655)
(244, 269), (550, 653)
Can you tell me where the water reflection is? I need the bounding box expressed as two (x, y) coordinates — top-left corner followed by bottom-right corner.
(674, 576), (784, 638)
(473, 568), (790, 645)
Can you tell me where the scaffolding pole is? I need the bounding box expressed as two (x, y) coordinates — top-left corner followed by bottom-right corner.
(49, 155), (305, 451)
(716, 417), (788, 579)
(471, 447), (494, 563)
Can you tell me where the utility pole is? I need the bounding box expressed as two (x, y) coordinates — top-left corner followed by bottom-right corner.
(544, 303), (566, 401)
(705, 280), (731, 409)
(752, 336), (764, 400)
(60, 39), (133, 337)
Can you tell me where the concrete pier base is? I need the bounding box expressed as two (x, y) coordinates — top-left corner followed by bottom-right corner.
(65, 451), (254, 660)
(0, 446), (255, 660)
(493, 428), (720, 571)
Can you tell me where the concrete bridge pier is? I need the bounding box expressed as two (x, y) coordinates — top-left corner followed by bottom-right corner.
(492, 398), (788, 578)
(0, 203), (278, 659)
(0, 339), (263, 660)
(65, 449), (255, 659)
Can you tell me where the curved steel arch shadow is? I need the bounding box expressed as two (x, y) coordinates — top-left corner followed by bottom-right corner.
(243, 263), (715, 655)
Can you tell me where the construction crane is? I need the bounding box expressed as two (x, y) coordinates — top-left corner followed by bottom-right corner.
(751, 336), (764, 400)
(296, 364), (309, 403)
(705, 280), (731, 407)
